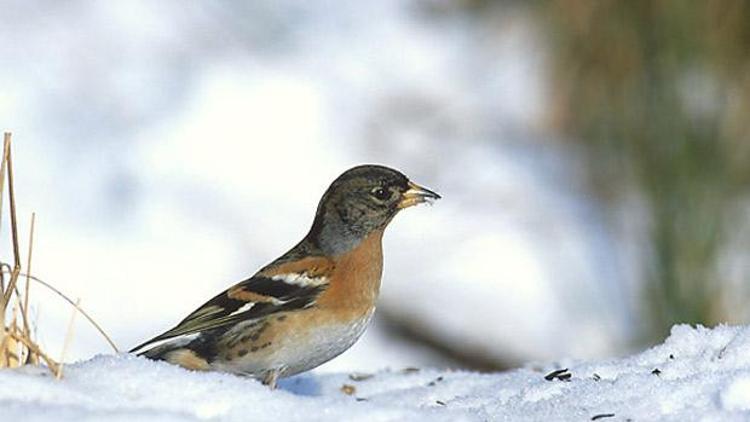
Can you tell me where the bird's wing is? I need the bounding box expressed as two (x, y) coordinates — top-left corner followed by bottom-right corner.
(130, 256), (334, 354)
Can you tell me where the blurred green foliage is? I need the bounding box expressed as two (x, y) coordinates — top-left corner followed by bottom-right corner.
(535, 0), (750, 341)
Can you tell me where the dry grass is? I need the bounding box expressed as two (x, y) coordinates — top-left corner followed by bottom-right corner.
(0, 132), (119, 378)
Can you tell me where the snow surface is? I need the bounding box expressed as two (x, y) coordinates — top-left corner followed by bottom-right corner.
(4, 324), (750, 421)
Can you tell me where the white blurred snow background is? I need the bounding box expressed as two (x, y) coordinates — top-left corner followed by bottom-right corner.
(0, 0), (636, 371)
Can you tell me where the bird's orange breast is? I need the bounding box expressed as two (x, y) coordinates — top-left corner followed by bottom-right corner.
(316, 228), (384, 320)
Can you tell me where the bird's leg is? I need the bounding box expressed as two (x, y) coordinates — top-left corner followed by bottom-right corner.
(262, 368), (281, 389)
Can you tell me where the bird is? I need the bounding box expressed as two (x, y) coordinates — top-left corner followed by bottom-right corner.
(129, 164), (440, 388)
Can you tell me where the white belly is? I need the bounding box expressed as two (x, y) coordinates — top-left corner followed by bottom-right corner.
(274, 310), (374, 377)
(211, 310), (375, 378)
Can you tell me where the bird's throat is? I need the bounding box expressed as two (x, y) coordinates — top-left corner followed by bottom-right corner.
(316, 228), (384, 315)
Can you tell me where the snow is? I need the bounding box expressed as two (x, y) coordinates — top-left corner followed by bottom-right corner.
(4, 324), (750, 421)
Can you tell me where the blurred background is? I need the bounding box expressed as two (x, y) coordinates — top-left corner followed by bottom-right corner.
(0, 0), (749, 372)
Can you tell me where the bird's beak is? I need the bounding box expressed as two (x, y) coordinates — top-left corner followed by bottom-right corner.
(398, 181), (442, 209)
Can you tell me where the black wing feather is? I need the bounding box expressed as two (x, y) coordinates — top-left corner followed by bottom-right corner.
(129, 275), (326, 354)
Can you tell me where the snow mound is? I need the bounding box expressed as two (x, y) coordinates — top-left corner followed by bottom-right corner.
(4, 324), (750, 421)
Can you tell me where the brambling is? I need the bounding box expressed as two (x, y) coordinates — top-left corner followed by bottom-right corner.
(130, 164), (440, 388)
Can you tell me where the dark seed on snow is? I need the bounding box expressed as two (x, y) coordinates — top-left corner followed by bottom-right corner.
(349, 373), (374, 382)
(428, 376), (445, 387)
(545, 368), (572, 382)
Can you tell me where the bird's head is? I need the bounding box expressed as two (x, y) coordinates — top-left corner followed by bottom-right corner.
(308, 164), (440, 255)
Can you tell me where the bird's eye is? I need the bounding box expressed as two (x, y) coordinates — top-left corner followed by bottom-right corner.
(371, 187), (390, 201)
